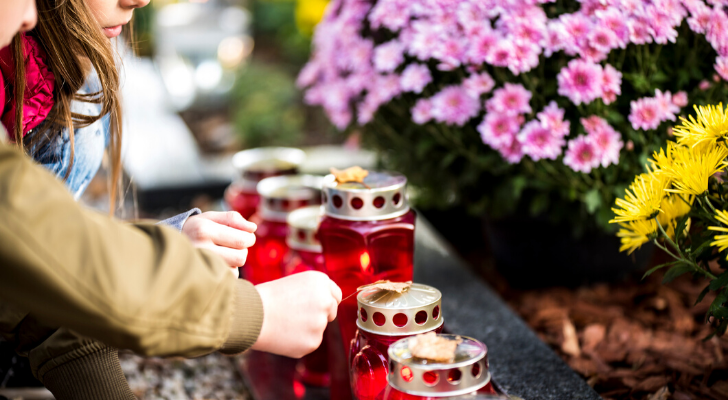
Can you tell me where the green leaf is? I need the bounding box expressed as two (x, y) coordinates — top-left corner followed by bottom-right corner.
(439, 152), (458, 169)
(674, 215), (689, 242)
(584, 189), (602, 214)
(662, 263), (693, 284)
(530, 193), (550, 216)
(512, 176), (527, 199)
(695, 284), (711, 306)
(710, 289), (728, 313)
(710, 272), (728, 291)
(643, 261), (679, 279)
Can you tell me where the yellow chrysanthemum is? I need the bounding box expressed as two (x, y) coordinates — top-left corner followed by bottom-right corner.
(647, 142), (677, 179)
(661, 143), (728, 196)
(610, 173), (670, 223)
(673, 103), (728, 148)
(617, 219), (658, 254)
(657, 194), (692, 239)
(708, 210), (728, 256)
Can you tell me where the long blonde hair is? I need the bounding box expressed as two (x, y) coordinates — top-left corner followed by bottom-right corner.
(12, 0), (123, 213)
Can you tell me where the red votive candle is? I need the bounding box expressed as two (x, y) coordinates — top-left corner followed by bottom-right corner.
(318, 171), (416, 399)
(224, 147), (305, 219)
(243, 175), (322, 284)
(380, 334), (497, 400)
(284, 206), (330, 387)
(350, 284), (444, 400)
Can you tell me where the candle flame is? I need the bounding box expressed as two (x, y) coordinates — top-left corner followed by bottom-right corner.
(360, 252), (371, 271)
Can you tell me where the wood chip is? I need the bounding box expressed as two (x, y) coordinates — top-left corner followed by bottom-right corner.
(331, 166), (369, 185)
(582, 324), (606, 353)
(357, 280), (413, 294)
(646, 386), (670, 400)
(408, 332), (462, 363)
(632, 376), (670, 392)
(562, 319), (581, 357)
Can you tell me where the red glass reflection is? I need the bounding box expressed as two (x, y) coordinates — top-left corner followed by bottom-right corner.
(377, 381), (497, 400)
(242, 216), (288, 284)
(224, 183), (260, 220)
(350, 324), (442, 400)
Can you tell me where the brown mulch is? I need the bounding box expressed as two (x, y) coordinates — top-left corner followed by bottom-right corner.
(501, 265), (728, 400)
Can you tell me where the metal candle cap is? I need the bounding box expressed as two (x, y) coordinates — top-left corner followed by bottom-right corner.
(322, 171), (409, 221)
(286, 205), (323, 253)
(387, 334), (491, 397)
(257, 175), (323, 222)
(232, 147), (306, 190)
(356, 283), (442, 336)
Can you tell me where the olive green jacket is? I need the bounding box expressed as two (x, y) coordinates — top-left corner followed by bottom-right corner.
(0, 131), (263, 397)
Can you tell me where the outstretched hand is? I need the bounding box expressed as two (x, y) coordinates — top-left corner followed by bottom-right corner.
(182, 211), (257, 276)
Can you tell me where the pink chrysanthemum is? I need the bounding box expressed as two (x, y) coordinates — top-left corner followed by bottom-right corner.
(699, 80), (711, 90)
(400, 64), (432, 93)
(595, 8), (629, 48)
(629, 17), (654, 44)
(629, 97), (663, 130)
(467, 30), (500, 64)
(654, 89), (680, 121)
(687, 3), (712, 34)
(328, 108), (352, 131)
(518, 120), (565, 161)
(601, 64), (622, 104)
(411, 98), (433, 125)
(537, 101), (570, 137)
(485, 40), (514, 68)
(587, 122), (623, 167)
(430, 85), (481, 126)
(478, 113), (523, 149)
(339, 38), (375, 72)
(716, 56), (728, 81)
(563, 136), (601, 173)
(559, 13), (592, 55)
(588, 25), (619, 54)
(649, 9), (679, 44)
(543, 21), (566, 57)
(672, 91), (688, 107)
(463, 72), (495, 97)
(373, 40), (405, 72)
(581, 115), (610, 136)
(557, 59), (603, 105)
(509, 43), (541, 75)
(499, 136), (525, 164)
(486, 83), (533, 115)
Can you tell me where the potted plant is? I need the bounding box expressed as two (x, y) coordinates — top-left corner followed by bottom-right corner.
(297, 0), (728, 285)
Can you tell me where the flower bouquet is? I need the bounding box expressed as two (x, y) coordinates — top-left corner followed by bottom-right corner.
(297, 0), (728, 236)
(612, 103), (728, 336)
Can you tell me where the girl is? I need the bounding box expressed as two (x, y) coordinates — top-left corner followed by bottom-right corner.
(1, 0), (256, 269)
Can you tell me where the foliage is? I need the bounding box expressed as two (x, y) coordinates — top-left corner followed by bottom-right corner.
(298, 0), (728, 234)
(612, 103), (728, 337)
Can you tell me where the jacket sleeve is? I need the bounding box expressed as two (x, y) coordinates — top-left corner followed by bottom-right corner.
(157, 208), (201, 231)
(0, 142), (263, 357)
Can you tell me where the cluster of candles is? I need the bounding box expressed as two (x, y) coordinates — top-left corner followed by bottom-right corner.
(225, 148), (508, 400)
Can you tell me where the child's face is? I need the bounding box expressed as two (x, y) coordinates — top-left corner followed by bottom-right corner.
(0, 0), (36, 48)
(85, 0), (150, 39)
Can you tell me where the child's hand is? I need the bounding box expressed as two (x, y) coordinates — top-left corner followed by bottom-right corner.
(252, 271), (342, 358)
(182, 212), (257, 275)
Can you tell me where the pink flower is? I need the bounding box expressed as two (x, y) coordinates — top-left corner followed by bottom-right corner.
(509, 43), (541, 75)
(537, 101), (570, 137)
(559, 13), (592, 55)
(411, 98), (432, 124)
(369, 0), (410, 31)
(687, 3), (712, 34)
(629, 17), (654, 44)
(297, 62), (320, 88)
(433, 38), (466, 69)
(328, 108), (352, 131)
(563, 136), (601, 173)
(467, 30), (500, 64)
(463, 72), (495, 97)
(400, 64), (432, 93)
(499, 136), (525, 164)
(629, 97), (662, 130)
(339, 38), (374, 72)
(588, 25), (619, 54)
(373, 40), (405, 72)
(557, 59), (603, 105)
(430, 85), (481, 126)
(485, 40), (514, 68)
(369, 74), (402, 105)
(544, 21), (566, 57)
(600, 64), (622, 104)
(407, 22), (439, 61)
(478, 113), (523, 149)
(596, 8), (630, 48)
(654, 89), (679, 121)
(672, 91), (688, 107)
(716, 56), (728, 81)
(699, 79), (712, 90)
(581, 116), (623, 167)
(357, 94), (381, 125)
(649, 10), (678, 44)
(518, 120), (565, 161)
(486, 83), (533, 115)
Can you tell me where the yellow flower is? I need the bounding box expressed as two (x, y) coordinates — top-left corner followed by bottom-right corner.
(673, 103), (728, 148)
(709, 210), (728, 258)
(610, 173), (670, 223)
(617, 219), (658, 254)
(295, 0), (329, 36)
(647, 142), (677, 180)
(662, 143), (728, 196)
(657, 194), (692, 239)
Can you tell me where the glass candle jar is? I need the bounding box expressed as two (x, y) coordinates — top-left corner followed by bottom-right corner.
(224, 147), (305, 219)
(350, 284), (444, 400)
(242, 175), (322, 284)
(380, 335), (497, 400)
(283, 206), (329, 387)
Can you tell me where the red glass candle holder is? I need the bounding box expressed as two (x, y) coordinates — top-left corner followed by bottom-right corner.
(381, 335), (497, 400)
(318, 171), (416, 399)
(350, 284), (444, 400)
(283, 206), (330, 387)
(224, 147), (305, 219)
(243, 175), (322, 284)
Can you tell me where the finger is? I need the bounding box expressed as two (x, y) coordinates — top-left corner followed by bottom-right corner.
(328, 298), (339, 322)
(230, 267), (240, 279)
(202, 211), (257, 233)
(209, 223), (256, 249)
(329, 279), (342, 304)
(201, 244), (249, 267)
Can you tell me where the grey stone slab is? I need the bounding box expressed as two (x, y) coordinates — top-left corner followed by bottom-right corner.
(413, 216), (600, 400)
